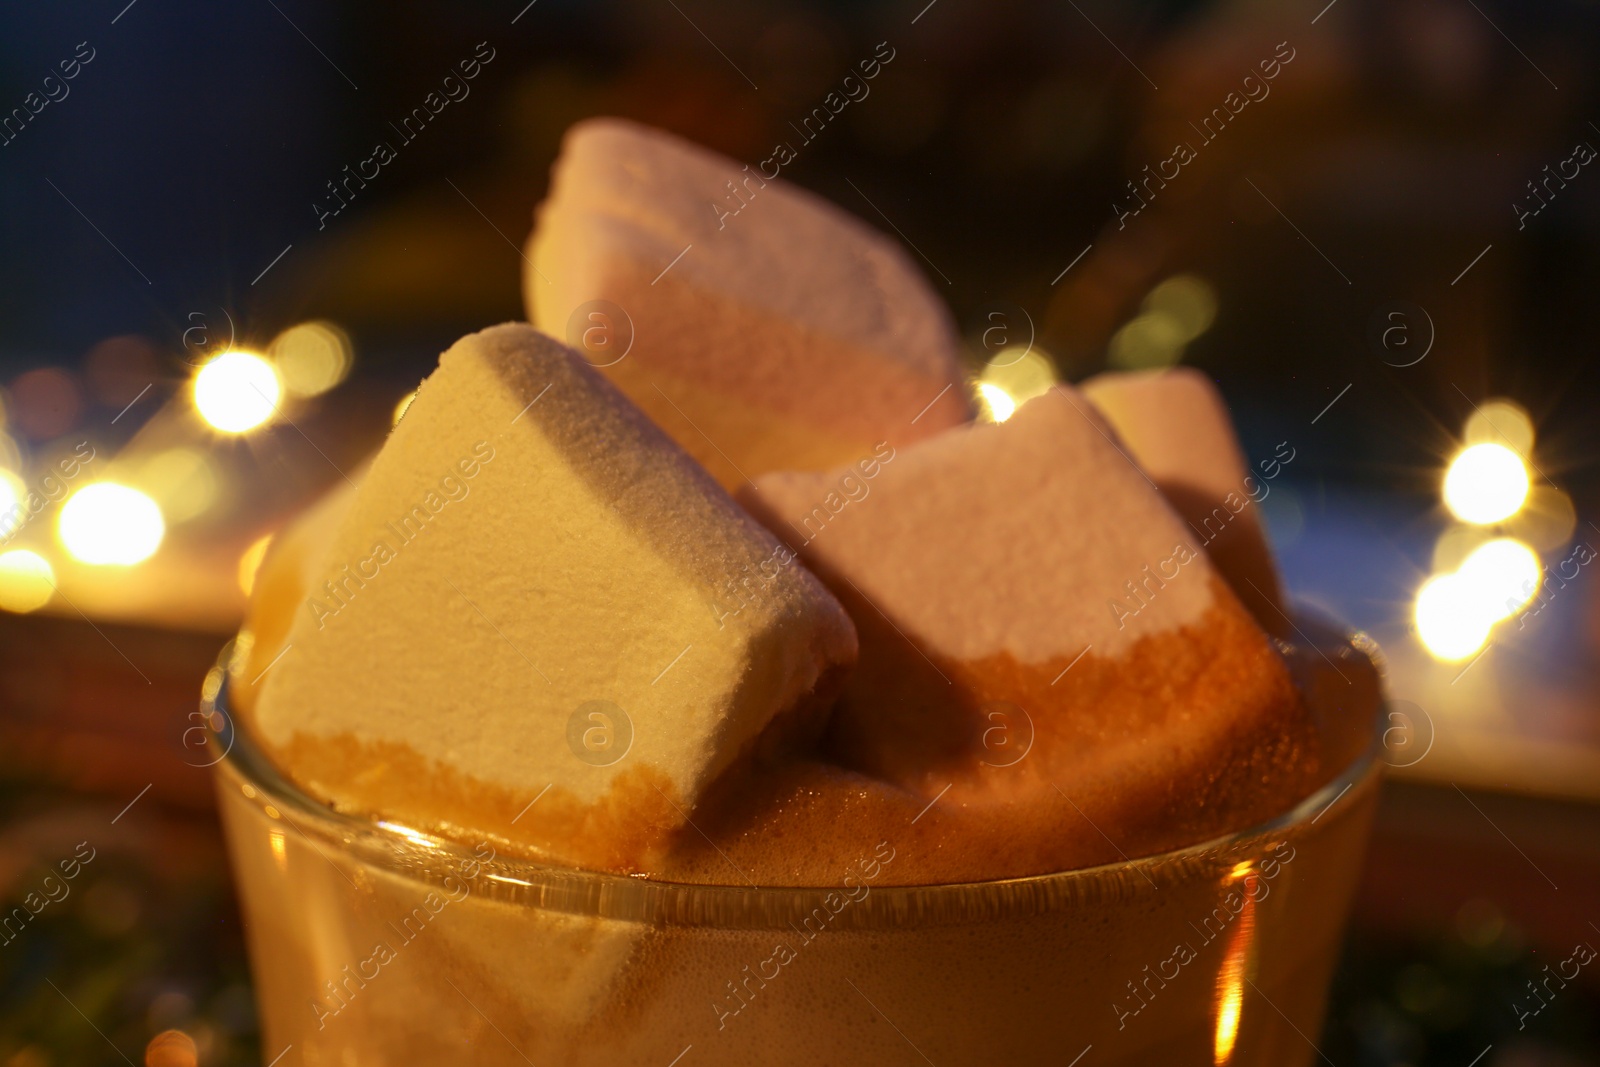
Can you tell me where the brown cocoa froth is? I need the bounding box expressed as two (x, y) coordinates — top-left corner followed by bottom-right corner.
(660, 586), (1322, 886)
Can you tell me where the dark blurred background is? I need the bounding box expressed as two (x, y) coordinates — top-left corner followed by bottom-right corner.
(3, 0), (1600, 1064)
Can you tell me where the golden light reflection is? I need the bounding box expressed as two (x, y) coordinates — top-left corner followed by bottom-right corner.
(270, 320), (353, 397)
(0, 549), (55, 613)
(193, 350), (280, 433)
(1214, 983), (1242, 1065)
(238, 534), (273, 596)
(58, 483), (165, 565)
(268, 829), (287, 871)
(1443, 443), (1529, 525)
(1214, 864), (1258, 1065)
(393, 390), (418, 426)
(379, 820), (441, 850)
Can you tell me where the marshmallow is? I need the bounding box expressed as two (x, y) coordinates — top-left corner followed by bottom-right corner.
(1082, 367), (1285, 630)
(231, 477), (358, 717)
(254, 324), (856, 872)
(525, 118), (972, 489)
(739, 385), (1319, 862)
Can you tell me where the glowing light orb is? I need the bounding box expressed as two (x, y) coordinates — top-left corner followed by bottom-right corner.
(0, 470), (24, 539)
(58, 483), (165, 565)
(193, 351), (280, 432)
(0, 549), (55, 613)
(976, 382), (1017, 423)
(1108, 312), (1186, 370)
(980, 347), (1057, 415)
(1458, 538), (1541, 622)
(1443, 443), (1529, 525)
(393, 390), (418, 426)
(1414, 573), (1493, 661)
(1144, 274), (1218, 342)
(270, 321), (353, 397)
(138, 447), (220, 522)
(1505, 485), (1577, 552)
(1463, 399), (1534, 456)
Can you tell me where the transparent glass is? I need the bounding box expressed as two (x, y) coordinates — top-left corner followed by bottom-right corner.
(209, 616), (1383, 1067)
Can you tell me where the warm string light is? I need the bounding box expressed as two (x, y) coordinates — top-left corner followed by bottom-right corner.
(1416, 399), (1545, 662)
(270, 320), (353, 397)
(0, 322), (354, 610)
(1443, 443), (1529, 525)
(0, 549), (55, 613)
(193, 350), (281, 433)
(58, 483), (166, 565)
(1110, 274), (1218, 371)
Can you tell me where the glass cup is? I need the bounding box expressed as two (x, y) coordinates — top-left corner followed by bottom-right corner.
(207, 615), (1383, 1067)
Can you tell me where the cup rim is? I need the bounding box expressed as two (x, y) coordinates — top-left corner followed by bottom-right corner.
(207, 614), (1385, 927)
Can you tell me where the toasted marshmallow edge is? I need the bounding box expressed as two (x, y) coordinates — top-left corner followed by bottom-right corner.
(253, 323), (856, 873)
(1081, 367), (1286, 633)
(524, 117), (972, 488)
(737, 385), (1319, 860)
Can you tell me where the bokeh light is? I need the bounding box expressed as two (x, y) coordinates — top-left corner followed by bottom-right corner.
(137, 447), (221, 523)
(144, 1028), (198, 1067)
(1463, 398), (1534, 456)
(193, 351), (280, 433)
(1505, 485), (1578, 551)
(270, 320), (353, 397)
(1458, 538), (1541, 622)
(1108, 274), (1218, 371)
(1415, 536), (1542, 661)
(58, 483), (165, 565)
(1107, 312), (1186, 370)
(1430, 525), (1489, 575)
(238, 534), (273, 596)
(84, 335), (164, 407)
(0, 549), (55, 613)
(8, 367), (82, 440)
(1144, 274), (1217, 341)
(0, 470), (24, 538)
(1443, 443), (1529, 525)
(1414, 573), (1494, 661)
(976, 382), (1017, 422)
(976, 347), (1056, 423)
(393, 390), (418, 426)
